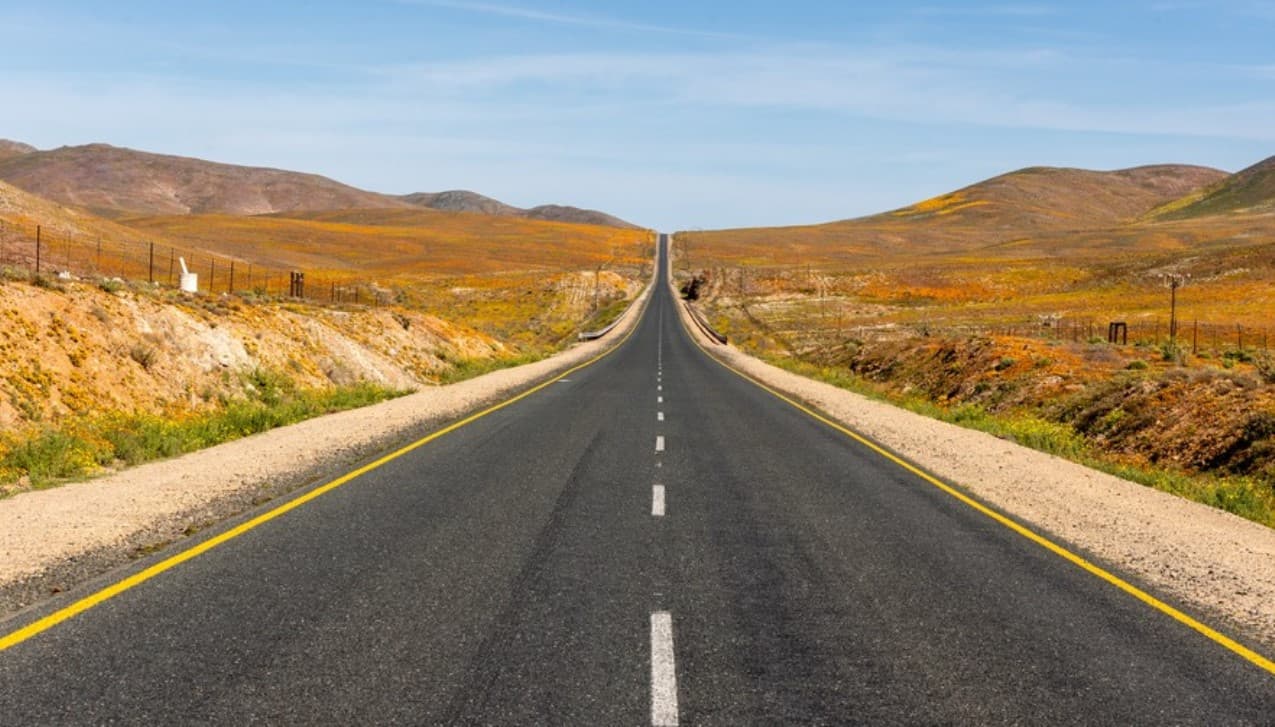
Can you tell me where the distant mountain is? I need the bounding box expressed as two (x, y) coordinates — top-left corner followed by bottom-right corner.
(1147, 155), (1275, 220)
(0, 143), (409, 218)
(677, 163), (1229, 259)
(0, 139), (36, 162)
(523, 204), (638, 229)
(876, 164), (1227, 231)
(399, 192), (640, 229)
(398, 190), (521, 216)
(0, 140), (641, 229)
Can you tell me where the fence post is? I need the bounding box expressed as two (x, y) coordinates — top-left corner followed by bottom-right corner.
(96, 237), (102, 275)
(168, 248), (175, 286)
(229, 261), (235, 294)
(148, 242), (155, 284)
(35, 225), (41, 274)
(209, 259), (215, 292)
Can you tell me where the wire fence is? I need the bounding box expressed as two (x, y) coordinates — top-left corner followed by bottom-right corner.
(693, 265), (1272, 358)
(961, 316), (1271, 356)
(0, 219), (400, 306)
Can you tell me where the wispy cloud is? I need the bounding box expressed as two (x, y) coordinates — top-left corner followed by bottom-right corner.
(372, 45), (1275, 141)
(396, 0), (747, 39)
(911, 4), (1059, 17)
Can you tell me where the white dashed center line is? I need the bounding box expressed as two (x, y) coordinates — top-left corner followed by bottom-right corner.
(658, 396), (663, 404)
(655, 435), (665, 453)
(650, 612), (679, 726)
(657, 411), (664, 422)
(652, 485), (666, 517)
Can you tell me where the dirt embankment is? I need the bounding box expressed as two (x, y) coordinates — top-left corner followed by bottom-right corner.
(799, 334), (1275, 482)
(0, 270), (641, 430)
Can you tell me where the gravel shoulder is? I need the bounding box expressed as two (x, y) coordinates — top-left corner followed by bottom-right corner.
(0, 283), (652, 616)
(674, 286), (1275, 655)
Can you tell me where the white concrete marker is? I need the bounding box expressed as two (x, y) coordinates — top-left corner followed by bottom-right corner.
(655, 435), (665, 453)
(652, 485), (666, 517)
(651, 611), (679, 726)
(658, 412), (664, 422)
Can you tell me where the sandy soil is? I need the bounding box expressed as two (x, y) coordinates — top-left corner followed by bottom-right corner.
(674, 283), (1275, 655)
(0, 283), (652, 615)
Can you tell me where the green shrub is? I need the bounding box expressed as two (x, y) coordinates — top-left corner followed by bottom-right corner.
(1126, 359), (1149, 370)
(0, 380), (408, 493)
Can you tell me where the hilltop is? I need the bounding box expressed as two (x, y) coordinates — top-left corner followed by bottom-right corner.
(0, 140), (641, 229)
(878, 164), (1225, 229)
(0, 140), (35, 163)
(398, 190), (640, 229)
(1148, 155), (1275, 220)
(0, 143), (409, 218)
(400, 190), (520, 216)
(679, 163), (1228, 261)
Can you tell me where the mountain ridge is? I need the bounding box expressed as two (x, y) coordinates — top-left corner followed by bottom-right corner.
(1146, 155), (1275, 220)
(0, 141), (640, 229)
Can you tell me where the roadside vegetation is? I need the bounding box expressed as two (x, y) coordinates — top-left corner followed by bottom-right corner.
(673, 161), (1275, 527)
(763, 354), (1275, 528)
(0, 369), (406, 496)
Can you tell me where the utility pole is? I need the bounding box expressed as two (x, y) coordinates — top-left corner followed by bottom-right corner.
(1161, 272), (1190, 349)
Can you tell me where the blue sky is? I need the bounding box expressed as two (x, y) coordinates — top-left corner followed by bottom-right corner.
(1, 1), (1273, 229)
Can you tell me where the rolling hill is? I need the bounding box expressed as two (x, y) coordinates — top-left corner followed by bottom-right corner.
(678, 163), (1229, 262)
(122, 209), (649, 276)
(0, 140), (641, 229)
(399, 190), (520, 216)
(1147, 155), (1275, 220)
(0, 178), (155, 247)
(0, 140), (35, 162)
(0, 143), (409, 218)
(398, 191), (639, 229)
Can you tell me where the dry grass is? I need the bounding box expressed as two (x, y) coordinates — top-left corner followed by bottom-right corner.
(123, 209), (650, 277)
(677, 164), (1275, 523)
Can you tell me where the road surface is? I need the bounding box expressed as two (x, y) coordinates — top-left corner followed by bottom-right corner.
(1, 235), (1273, 724)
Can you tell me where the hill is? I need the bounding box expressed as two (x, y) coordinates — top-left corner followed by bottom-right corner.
(0, 140), (642, 229)
(123, 208), (650, 276)
(1148, 155), (1275, 220)
(398, 191), (640, 229)
(679, 163), (1227, 262)
(523, 204), (638, 229)
(0, 140), (36, 162)
(0, 178), (156, 247)
(398, 190), (521, 216)
(877, 164), (1225, 229)
(0, 143), (412, 218)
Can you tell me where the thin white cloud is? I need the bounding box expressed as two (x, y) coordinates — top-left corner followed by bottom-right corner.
(912, 4), (1059, 17)
(369, 46), (1275, 142)
(396, 0), (747, 39)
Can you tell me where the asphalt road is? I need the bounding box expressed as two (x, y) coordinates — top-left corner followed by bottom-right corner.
(1, 235), (1273, 725)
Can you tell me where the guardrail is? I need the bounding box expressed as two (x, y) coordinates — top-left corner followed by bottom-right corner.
(684, 301), (728, 344)
(577, 315), (625, 341)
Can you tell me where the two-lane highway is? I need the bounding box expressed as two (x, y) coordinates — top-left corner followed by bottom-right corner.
(1, 235), (1273, 724)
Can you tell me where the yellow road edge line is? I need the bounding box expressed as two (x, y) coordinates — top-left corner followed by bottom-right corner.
(675, 294), (1275, 677)
(0, 288), (652, 653)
